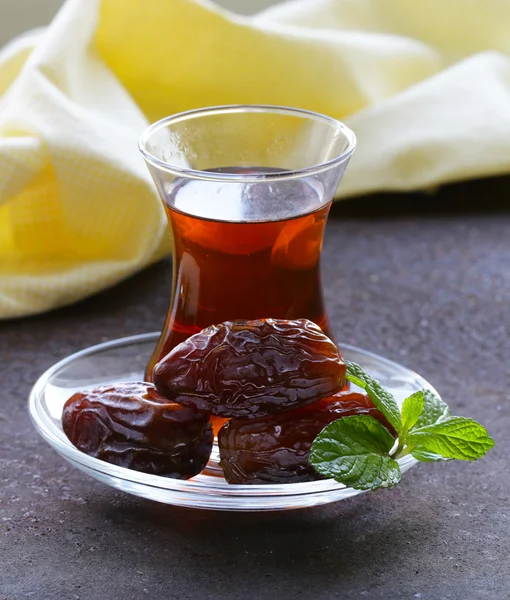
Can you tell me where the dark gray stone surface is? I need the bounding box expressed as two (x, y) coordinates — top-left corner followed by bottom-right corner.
(1, 191), (509, 600)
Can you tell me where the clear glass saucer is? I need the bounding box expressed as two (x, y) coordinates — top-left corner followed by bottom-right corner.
(28, 333), (438, 511)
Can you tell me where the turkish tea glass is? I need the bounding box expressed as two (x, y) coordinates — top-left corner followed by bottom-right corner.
(139, 105), (356, 388)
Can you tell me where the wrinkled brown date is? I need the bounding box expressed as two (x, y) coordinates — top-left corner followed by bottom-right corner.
(153, 318), (346, 419)
(218, 391), (395, 484)
(62, 382), (213, 479)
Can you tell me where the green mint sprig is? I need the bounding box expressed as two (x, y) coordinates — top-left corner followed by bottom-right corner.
(310, 361), (494, 491)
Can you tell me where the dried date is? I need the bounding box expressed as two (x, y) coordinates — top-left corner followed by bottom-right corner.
(62, 382), (213, 479)
(153, 318), (346, 419)
(218, 391), (394, 484)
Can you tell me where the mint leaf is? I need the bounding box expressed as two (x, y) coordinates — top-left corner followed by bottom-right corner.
(310, 415), (401, 490)
(345, 361), (402, 434)
(406, 416), (494, 461)
(401, 391), (425, 436)
(414, 389), (450, 429)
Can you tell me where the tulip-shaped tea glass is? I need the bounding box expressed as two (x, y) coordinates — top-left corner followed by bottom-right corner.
(139, 106), (356, 392)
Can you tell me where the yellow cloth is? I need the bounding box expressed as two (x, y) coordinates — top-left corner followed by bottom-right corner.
(1, 0), (510, 318)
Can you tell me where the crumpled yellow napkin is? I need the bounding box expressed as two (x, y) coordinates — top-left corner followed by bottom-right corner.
(1, 0), (510, 319)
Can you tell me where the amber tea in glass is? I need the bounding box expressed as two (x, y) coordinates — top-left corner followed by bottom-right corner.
(139, 106), (356, 388)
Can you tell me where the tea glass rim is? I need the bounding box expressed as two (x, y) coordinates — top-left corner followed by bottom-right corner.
(138, 104), (356, 183)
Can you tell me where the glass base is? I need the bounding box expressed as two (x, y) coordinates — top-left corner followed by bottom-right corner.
(28, 333), (439, 511)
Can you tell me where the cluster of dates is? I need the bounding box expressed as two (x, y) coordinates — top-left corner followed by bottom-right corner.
(63, 319), (390, 484)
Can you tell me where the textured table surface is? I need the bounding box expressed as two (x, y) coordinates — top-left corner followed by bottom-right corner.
(1, 182), (509, 600)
